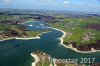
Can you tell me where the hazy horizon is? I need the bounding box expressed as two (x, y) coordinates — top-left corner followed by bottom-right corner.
(0, 0), (100, 14)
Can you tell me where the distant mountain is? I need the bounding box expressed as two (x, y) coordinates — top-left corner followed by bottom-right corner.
(0, 8), (100, 18)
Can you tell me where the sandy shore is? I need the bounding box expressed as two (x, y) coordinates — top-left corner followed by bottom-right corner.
(31, 53), (40, 66)
(0, 31), (50, 42)
(53, 28), (100, 53)
(0, 38), (15, 41)
(0, 36), (40, 41)
(62, 43), (100, 53)
(0, 26), (100, 53)
(51, 28), (67, 44)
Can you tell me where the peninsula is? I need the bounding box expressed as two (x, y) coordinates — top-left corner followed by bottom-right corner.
(31, 51), (99, 66)
(52, 17), (100, 52)
(0, 10), (100, 53)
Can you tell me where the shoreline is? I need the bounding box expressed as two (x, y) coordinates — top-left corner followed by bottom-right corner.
(0, 26), (100, 53)
(19, 20), (37, 24)
(0, 31), (51, 42)
(62, 43), (100, 53)
(56, 28), (100, 53)
(31, 53), (40, 66)
(0, 36), (40, 41)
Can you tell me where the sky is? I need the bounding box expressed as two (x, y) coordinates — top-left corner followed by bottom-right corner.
(0, 0), (100, 13)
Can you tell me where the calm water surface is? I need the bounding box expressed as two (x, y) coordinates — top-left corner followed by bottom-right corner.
(0, 22), (100, 66)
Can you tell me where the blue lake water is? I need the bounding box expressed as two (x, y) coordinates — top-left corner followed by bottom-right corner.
(0, 21), (100, 66)
(21, 21), (51, 30)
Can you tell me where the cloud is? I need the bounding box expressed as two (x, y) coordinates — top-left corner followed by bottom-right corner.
(64, 0), (68, 4)
(63, 0), (69, 6)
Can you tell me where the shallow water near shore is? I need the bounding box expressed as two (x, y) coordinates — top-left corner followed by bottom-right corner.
(0, 22), (100, 66)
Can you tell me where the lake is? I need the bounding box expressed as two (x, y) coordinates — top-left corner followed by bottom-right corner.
(0, 21), (100, 66)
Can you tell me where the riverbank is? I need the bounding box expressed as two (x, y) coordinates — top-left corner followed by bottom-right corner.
(54, 28), (100, 53)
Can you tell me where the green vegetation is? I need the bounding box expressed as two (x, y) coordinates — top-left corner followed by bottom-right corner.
(53, 17), (100, 45)
(0, 14), (51, 40)
(26, 30), (49, 37)
(0, 15), (13, 20)
(0, 14), (100, 46)
(0, 23), (49, 39)
(0, 24), (10, 31)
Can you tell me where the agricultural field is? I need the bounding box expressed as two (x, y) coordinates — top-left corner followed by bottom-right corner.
(0, 23), (49, 40)
(53, 17), (100, 46)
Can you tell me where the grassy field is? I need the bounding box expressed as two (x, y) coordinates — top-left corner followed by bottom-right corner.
(0, 14), (100, 45)
(0, 15), (14, 20)
(0, 23), (49, 39)
(52, 17), (100, 45)
(0, 14), (49, 38)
